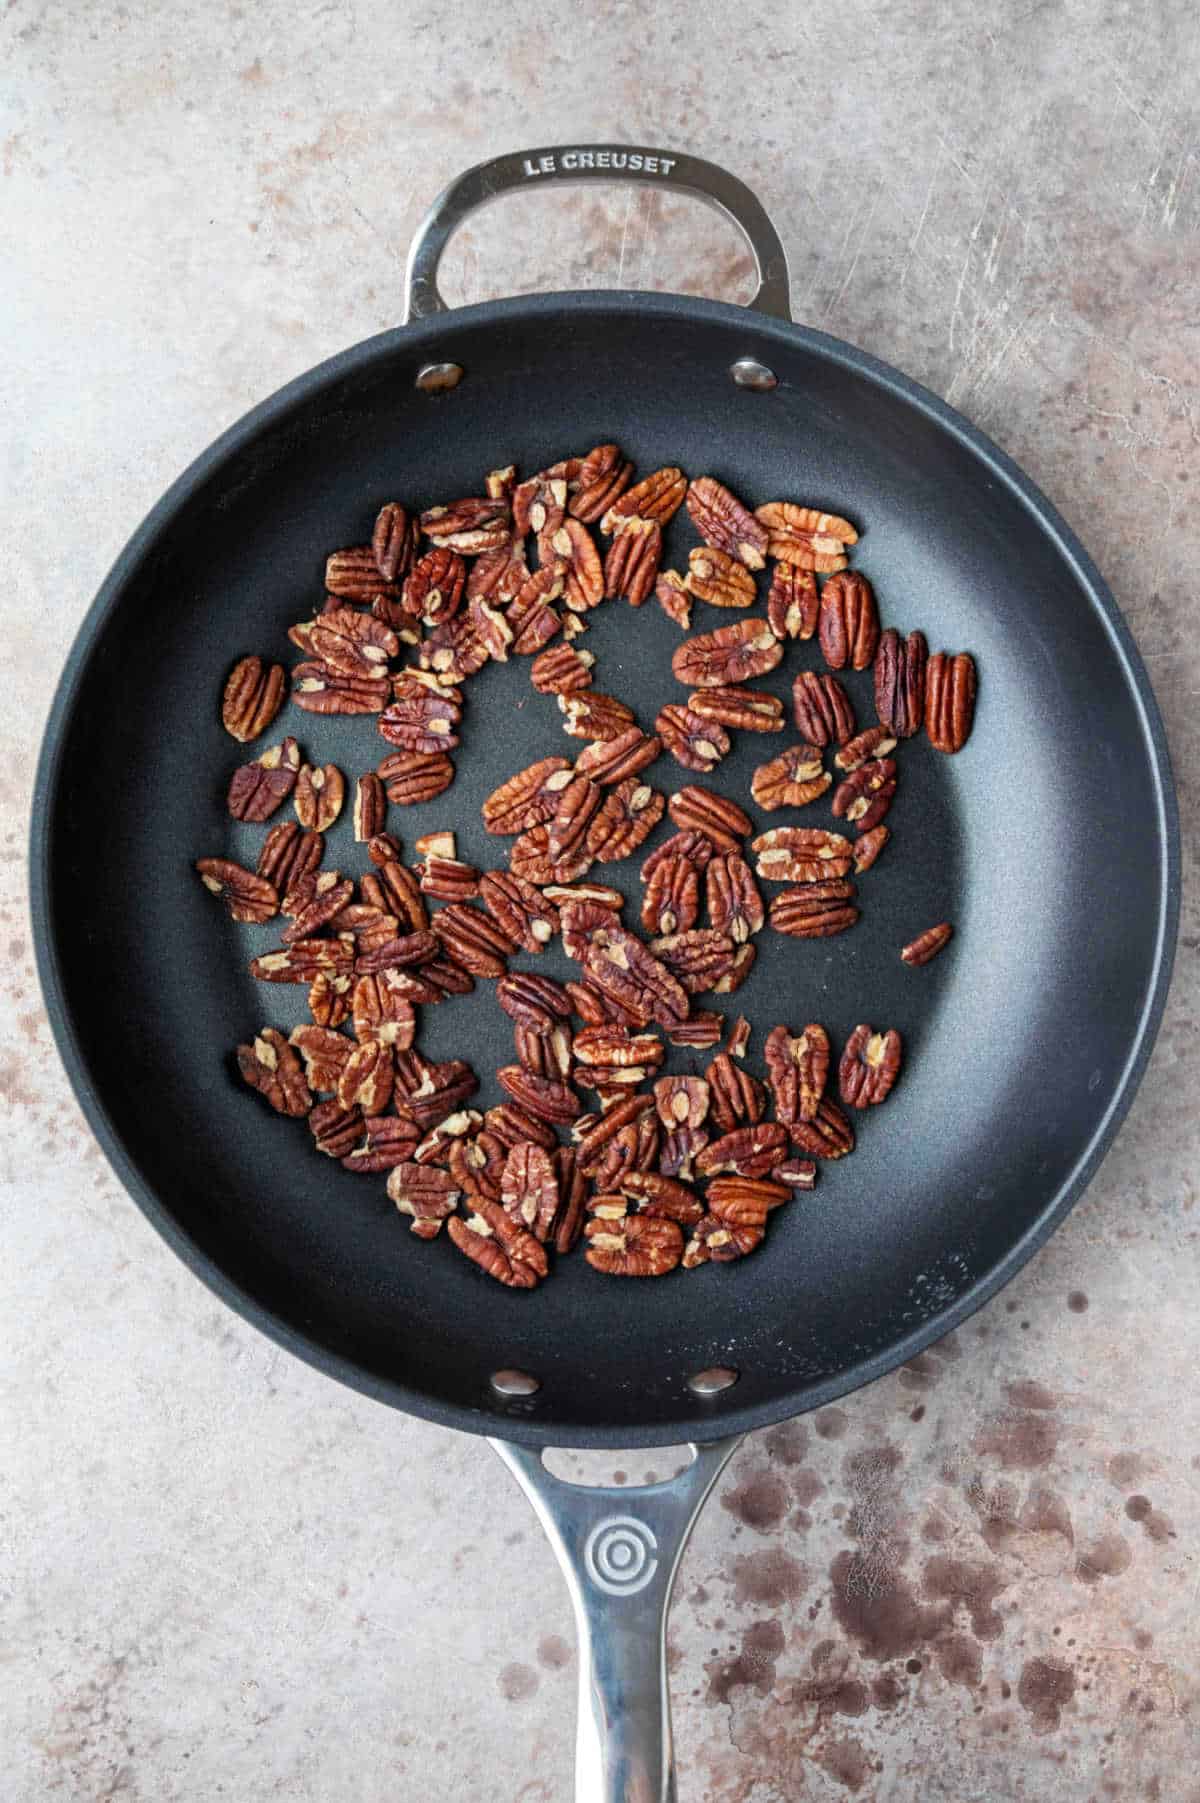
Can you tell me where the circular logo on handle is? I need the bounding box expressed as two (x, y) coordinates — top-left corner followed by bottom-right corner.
(583, 1515), (659, 1597)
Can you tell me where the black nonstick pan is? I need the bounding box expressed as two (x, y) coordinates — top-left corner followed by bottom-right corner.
(32, 145), (1179, 1800)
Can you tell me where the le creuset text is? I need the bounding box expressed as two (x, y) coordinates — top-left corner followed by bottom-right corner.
(521, 151), (678, 178)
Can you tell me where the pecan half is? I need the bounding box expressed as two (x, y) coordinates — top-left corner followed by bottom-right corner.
(654, 1075), (710, 1132)
(685, 476), (768, 568)
(560, 690), (637, 743)
(418, 611), (492, 679)
(687, 687), (783, 733)
(752, 827), (854, 883)
(419, 855), (479, 902)
(486, 465), (517, 502)
(288, 1024), (353, 1093)
(654, 569), (692, 629)
(369, 857), (429, 931)
(236, 1027), (311, 1115)
(854, 825), (891, 873)
(788, 1096), (855, 1159)
(450, 1129), (508, 1203)
(583, 925), (689, 1027)
(195, 857), (278, 923)
(432, 902), (515, 978)
(831, 759), (897, 834)
(257, 821), (323, 895)
(351, 773), (385, 841)
(585, 779), (664, 864)
(292, 662), (390, 715)
(549, 774), (604, 862)
(337, 1038), (393, 1115)
(682, 1215), (764, 1266)
(901, 921), (953, 965)
(282, 872), (354, 941)
(497, 1065), (583, 1125)
(249, 936), (354, 984)
(655, 704), (730, 773)
(696, 1121), (789, 1179)
(705, 854), (764, 942)
(309, 970), (353, 1027)
(513, 468), (571, 538)
(874, 629), (927, 738)
(818, 572), (880, 671)
(372, 502), (417, 583)
(574, 729), (662, 786)
(705, 1051), (766, 1131)
(572, 1092), (656, 1164)
(712, 942), (755, 993)
(378, 680), (461, 754)
(792, 670), (855, 746)
(227, 737), (300, 823)
(570, 443), (633, 524)
(764, 1023), (829, 1125)
(769, 884), (859, 938)
(767, 563), (819, 640)
(387, 1162), (461, 1237)
(925, 651), (977, 753)
(449, 1202), (548, 1288)
(754, 502), (857, 571)
(773, 1157), (817, 1190)
(667, 786), (752, 853)
(649, 927), (735, 994)
(510, 822), (591, 887)
(685, 545), (757, 608)
(668, 1012), (724, 1047)
(497, 971), (573, 1032)
(531, 643), (595, 694)
(834, 725), (897, 771)
(839, 1024), (903, 1108)
(420, 497), (511, 555)
(394, 1051), (479, 1130)
(294, 763), (344, 831)
(486, 1100), (559, 1152)
(642, 830), (714, 879)
(707, 1174), (790, 1224)
(660, 1125), (710, 1179)
(501, 1141), (560, 1241)
(559, 897), (623, 960)
(377, 749), (455, 805)
(482, 757), (574, 834)
(326, 546), (399, 603)
(354, 928), (440, 973)
(514, 1022), (573, 1082)
(352, 971), (417, 1048)
(617, 1169), (704, 1226)
(750, 744), (832, 811)
(601, 467), (686, 532)
(565, 978), (628, 1028)
(310, 1099), (367, 1160)
(641, 853), (700, 936)
(222, 655), (286, 741)
(508, 567), (565, 655)
(310, 607), (399, 679)
(552, 1146), (588, 1253)
(585, 1215), (683, 1276)
(573, 1025), (664, 1080)
(672, 618), (782, 688)
(341, 1114), (422, 1171)
(467, 543), (529, 606)
(725, 1015), (751, 1059)
(479, 871), (559, 954)
(544, 519), (605, 613)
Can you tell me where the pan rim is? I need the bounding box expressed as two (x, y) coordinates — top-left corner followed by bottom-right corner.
(30, 289), (1181, 1448)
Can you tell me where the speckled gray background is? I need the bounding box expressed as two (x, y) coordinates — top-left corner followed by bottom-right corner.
(4, 2), (1199, 1798)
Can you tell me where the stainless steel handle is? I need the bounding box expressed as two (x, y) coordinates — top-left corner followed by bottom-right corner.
(491, 1434), (742, 1803)
(404, 144), (791, 324)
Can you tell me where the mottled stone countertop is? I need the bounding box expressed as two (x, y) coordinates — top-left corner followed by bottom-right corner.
(5, 3), (1199, 1798)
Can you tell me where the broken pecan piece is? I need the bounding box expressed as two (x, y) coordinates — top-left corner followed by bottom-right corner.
(482, 757), (574, 834)
(705, 854), (763, 942)
(617, 1169), (704, 1226)
(667, 786), (752, 853)
(572, 1092), (656, 1169)
(513, 467), (572, 538)
(467, 543), (529, 606)
(874, 629), (928, 738)
(685, 476), (768, 568)
(655, 704), (730, 773)
(292, 662), (390, 715)
(764, 1023), (830, 1126)
(514, 1022), (572, 1082)
(508, 567), (565, 655)
(641, 853), (701, 936)
(501, 1141), (561, 1242)
(222, 655), (286, 742)
(337, 1039), (393, 1115)
(792, 670), (855, 746)
(788, 1096), (855, 1159)
(772, 1157), (817, 1190)
(418, 610), (492, 679)
(750, 744), (832, 811)
(668, 1015), (724, 1050)
(901, 921), (953, 966)
(672, 618), (782, 688)
(925, 651), (977, 753)
(706, 1174), (790, 1224)
(249, 936), (354, 984)
(419, 855), (479, 902)
(378, 749), (455, 805)
(585, 1215), (683, 1276)
(450, 1129), (508, 1204)
(769, 884), (859, 938)
(368, 857), (429, 931)
(712, 941), (756, 993)
(294, 762), (345, 831)
(227, 737), (300, 823)
(449, 1202), (548, 1288)
(854, 825), (891, 873)
(387, 1162), (461, 1238)
(752, 827), (854, 883)
(601, 466), (686, 532)
(685, 545), (757, 608)
(839, 1024), (903, 1108)
(687, 687), (783, 733)
(654, 568), (691, 629)
(754, 501), (857, 571)
(767, 563), (819, 640)
(236, 1028), (311, 1115)
(660, 1124), (710, 1180)
(195, 858), (278, 924)
(486, 1100), (558, 1152)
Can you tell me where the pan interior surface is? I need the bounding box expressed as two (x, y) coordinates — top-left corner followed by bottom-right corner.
(36, 296), (1175, 1445)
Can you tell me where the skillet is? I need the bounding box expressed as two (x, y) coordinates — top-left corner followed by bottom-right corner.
(31, 145), (1179, 1800)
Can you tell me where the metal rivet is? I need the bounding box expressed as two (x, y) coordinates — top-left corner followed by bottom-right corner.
(688, 1366), (740, 1396)
(491, 1368), (541, 1397)
(729, 358), (778, 391)
(416, 361), (464, 393)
